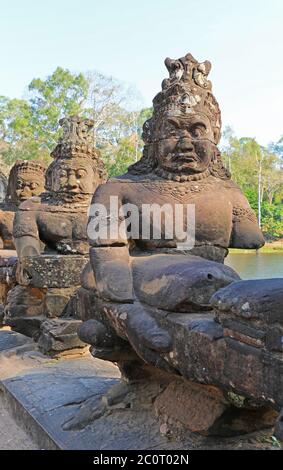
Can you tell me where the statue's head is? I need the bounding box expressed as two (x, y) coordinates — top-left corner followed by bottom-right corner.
(155, 113), (216, 176)
(45, 116), (106, 200)
(6, 160), (46, 204)
(130, 53), (229, 181)
(46, 158), (101, 196)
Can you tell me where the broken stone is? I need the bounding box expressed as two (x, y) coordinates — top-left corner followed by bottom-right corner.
(154, 379), (227, 434)
(44, 287), (78, 318)
(37, 319), (87, 355)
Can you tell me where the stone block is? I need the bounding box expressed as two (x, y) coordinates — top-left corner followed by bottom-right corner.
(154, 379), (227, 434)
(17, 254), (88, 288)
(5, 285), (46, 319)
(37, 319), (87, 355)
(44, 287), (77, 318)
(212, 278), (283, 326)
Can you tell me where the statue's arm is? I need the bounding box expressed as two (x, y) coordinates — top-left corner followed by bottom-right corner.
(13, 209), (41, 257)
(229, 190), (265, 249)
(88, 182), (133, 303)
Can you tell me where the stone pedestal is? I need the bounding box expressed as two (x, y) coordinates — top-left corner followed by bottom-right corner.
(4, 254), (89, 355)
(0, 250), (17, 325)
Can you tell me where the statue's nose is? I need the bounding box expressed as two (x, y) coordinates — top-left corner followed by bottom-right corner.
(67, 174), (78, 188)
(17, 187), (31, 198)
(177, 138), (194, 152)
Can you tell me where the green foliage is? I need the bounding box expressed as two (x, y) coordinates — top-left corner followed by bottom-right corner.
(243, 188), (258, 214)
(28, 67), (89, 148)
(0, 68), (150, 175)
(261, 202), (283, 240)
(103, 136), (138, 177)
(222, 127), (283, 240)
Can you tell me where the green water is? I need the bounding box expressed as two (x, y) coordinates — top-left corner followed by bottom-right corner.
(225, 252), (283, 280)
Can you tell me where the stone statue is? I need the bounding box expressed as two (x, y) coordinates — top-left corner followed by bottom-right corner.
(0, 170), (7, 203)
(0, 161), (45, 322)
(5, 116), (107, 352)
(69, 54), (281, 439)
(84, 52), (264, 311)
(0, 160), (45, 250)
(13, 116), (106, 258)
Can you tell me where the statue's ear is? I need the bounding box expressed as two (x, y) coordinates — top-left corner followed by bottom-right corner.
(214, 128), (221, 144)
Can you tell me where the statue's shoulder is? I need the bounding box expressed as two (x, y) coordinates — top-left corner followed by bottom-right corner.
(220, 178), (243, 193)
(109, 172), (152, 183)
(95, 172), (151, 192)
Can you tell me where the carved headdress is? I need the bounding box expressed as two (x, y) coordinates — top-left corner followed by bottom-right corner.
(45, 116), (107, 192)
(152, 53), (221, 144)
(130, 53), (229, 179)
(50, 116), (97, 161)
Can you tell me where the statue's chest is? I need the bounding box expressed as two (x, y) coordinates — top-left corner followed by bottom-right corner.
(38, 212), (88, 240)
(127, 184), (232, 221)
(131, 180), (215, 203)
(125, 183), (233, 244)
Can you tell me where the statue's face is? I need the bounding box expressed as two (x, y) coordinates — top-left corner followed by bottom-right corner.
(15, 173), (44, 202)
(52, 160), (94, 194)
(156, 114), (216, 174)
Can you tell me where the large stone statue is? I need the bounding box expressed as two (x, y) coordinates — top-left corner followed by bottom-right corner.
(83, 51), (264, 338)
(0, 161), (45, 323)
(0, 160), (45, 250)
(70, 54), (282, 439)
(4, 116), (107, 353)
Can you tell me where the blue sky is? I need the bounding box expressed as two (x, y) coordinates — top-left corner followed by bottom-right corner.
(1, 0), (283, 145)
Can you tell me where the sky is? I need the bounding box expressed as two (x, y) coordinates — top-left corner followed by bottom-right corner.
(0, 0), (283, 145)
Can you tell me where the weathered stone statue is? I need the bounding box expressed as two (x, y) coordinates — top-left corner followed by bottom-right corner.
(0, 160), (45, 250)
(0, 170), (7, 203)
(71, 54), (282, 439)
(4, 116), (107, 353)
(0, 161), (45, 323)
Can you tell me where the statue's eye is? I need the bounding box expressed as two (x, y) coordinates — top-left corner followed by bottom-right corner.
(16, 180), (23, 188)
(190, 124), (206, 138)
(77, 169), (86, 178)
(30, 182), (38, 190)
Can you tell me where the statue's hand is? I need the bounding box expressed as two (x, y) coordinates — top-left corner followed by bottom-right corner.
(90, 246), (133, 303)
(14, 236), (41, 258)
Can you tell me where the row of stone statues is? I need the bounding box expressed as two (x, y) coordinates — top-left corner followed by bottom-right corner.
(0, 116), (107, 352)
(0, 52), (282, 441)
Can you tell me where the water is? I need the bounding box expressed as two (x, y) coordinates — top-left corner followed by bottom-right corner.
(225, 252), (283, 280)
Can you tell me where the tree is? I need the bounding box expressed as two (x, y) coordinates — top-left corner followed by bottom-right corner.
(28, 67), (89, 149)
(99, 107), (153, 176)
(269, 136), (283, 168)
(221, 127), (283, 239)
(0, 68), (146, 168)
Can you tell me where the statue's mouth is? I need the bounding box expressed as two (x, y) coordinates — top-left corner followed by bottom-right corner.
(18, 193), (30, 201)
(172, 152), (198, 163)
(61, 187), (81, 194)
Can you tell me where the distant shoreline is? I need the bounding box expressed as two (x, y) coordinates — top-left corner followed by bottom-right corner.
(229, 240), (283, 254)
